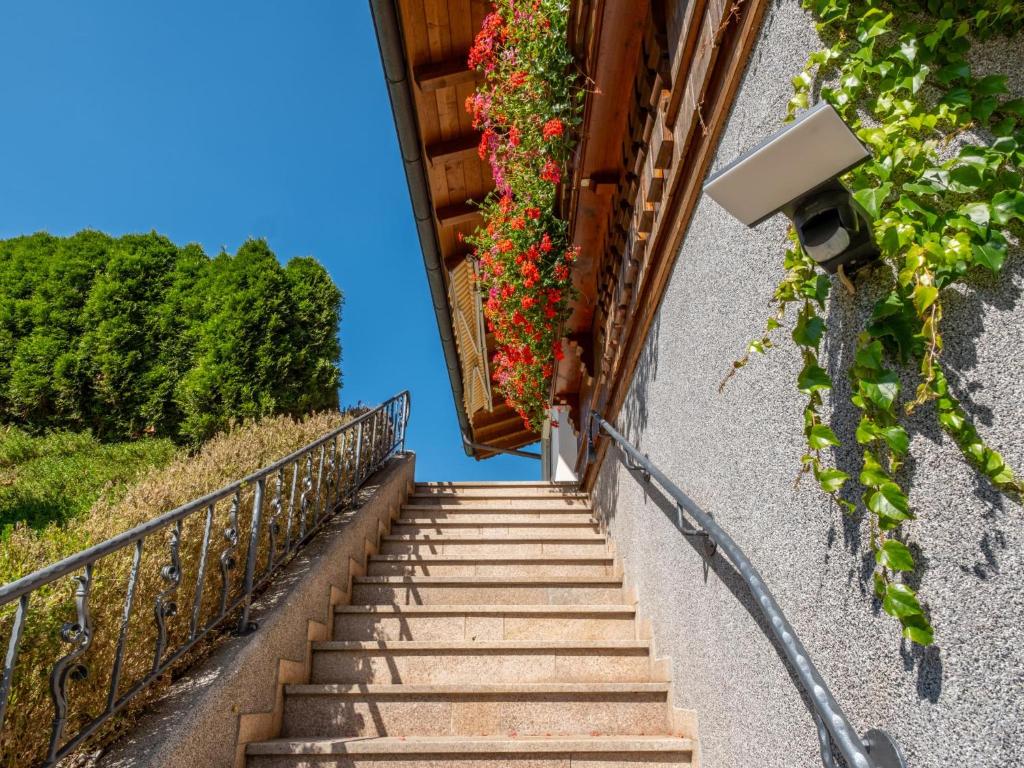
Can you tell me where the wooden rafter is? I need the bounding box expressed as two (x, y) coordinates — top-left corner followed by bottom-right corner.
(436, 202), (482, 228)
(427, 134), (480, 166)
(414, 56), (477, 93)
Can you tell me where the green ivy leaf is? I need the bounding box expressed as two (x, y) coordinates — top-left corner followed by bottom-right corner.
(992, 190), (1024, 225)
(860, 451), (889, 488)
(797, 362), (832, 393)
(808, 423), (840, 449)
(948, 165), (983, 192)
(816, 467), (850, 493)
(880, 425), (909, 455)
(868, 295), (918, 362)
(869, 482), (913, 528)
(913, 284), (938, 314)
(972, 241), (1006, 273)
(860, 371), (900, 410)
(974, 95), (999, 124)
(934, 62), (968, 84)
(958, 202), (990, 227)
(853, 183), (893, 219)
(975, 74), (1008, 96)
(857, 12), (892, 43)
(856, 416), (878, 443)
(901, 614), (934, 646)
(854, 339), (884, 370)
(882, 582), (923, 618)
(873, 572), (887, 600)
(942, 87), (972, 109)
(877, 539), (915, 571)
(792, 314), (825, 348)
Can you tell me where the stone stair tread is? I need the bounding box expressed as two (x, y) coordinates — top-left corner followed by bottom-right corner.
(382, 533), (606, 541)
(352, 575), (621, 585)
(313, 640), (648, 651)
(335, 603), (635, 615)
(248, 735), (693, 756)
(284, 682), (670, 696)
(403, 502), (591, 508)
(416, 481), (571, 487)
(398, 511), (596, 518)
(393, 524), (598, 528)
(405, 493), (585, 499)
(369, 554), (614, 562)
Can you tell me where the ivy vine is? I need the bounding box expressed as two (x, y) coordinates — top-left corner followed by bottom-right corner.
(725, 0), (1024, 645)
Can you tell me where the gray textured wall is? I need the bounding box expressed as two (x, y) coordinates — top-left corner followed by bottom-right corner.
(591, 2), (1024, 767)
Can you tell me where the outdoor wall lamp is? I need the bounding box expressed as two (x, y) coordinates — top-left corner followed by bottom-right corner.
(703, 101), (878, 276)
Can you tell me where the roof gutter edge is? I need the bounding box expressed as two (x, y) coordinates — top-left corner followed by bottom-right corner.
(369, 0), (476, 457)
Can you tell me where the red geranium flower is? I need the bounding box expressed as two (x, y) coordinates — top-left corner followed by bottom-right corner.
(542, 118), (564, 140)
(540, 159), (561, 184)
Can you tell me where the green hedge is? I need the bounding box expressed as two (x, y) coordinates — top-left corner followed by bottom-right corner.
(0, 231), (342, 444)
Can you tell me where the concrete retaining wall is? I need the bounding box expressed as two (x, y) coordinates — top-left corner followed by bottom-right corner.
(591, 3), (1024, 767)
(99, 453), (415, 768)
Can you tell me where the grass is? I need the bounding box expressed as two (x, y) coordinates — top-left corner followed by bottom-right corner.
(0, 427), (179, 533)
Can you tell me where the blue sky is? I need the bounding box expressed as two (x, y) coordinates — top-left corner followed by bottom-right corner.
(0, 1), (535, 481)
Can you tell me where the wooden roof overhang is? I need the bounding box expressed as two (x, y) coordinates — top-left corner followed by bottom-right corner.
(374, 0), (770, 466)
(371, 0), (541, 459)
(554, 0), (772, 487)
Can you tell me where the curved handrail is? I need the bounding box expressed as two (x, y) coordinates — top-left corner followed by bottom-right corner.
(590, 412), (907, 768)
(0, 391), (410, 767)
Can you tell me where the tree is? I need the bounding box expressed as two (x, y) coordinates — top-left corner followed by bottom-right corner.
(0, 230), (343, 443)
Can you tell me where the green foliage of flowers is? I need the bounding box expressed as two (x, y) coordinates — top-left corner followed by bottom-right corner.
(465, 0), (584, 430)
(729, 0), (1024, 645)
(0, 231), (343, 445)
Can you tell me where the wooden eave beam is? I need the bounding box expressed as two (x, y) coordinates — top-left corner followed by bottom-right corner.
(436, 202), (482, 228)
(414, 56), (478, 93)
(427, 134), (480, 166)
(473, 413), (524, 443)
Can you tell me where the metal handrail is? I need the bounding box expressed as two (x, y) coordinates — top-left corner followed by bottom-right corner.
(589, 412), (907, 768)
(0, 391), (410, 767)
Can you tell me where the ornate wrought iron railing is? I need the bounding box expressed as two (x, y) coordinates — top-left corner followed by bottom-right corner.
(588, 412), (907, 768)
(0, 391), (409, 767)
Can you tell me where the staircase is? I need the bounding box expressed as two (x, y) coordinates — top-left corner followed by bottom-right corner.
(245, 481), (695, 767)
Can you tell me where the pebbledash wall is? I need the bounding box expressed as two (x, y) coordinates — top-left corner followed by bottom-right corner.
(590, 2), (1024, 767)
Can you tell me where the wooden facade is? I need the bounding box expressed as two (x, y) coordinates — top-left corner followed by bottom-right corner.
(390, 0), (768, 465)
(558, 0), (770, 486)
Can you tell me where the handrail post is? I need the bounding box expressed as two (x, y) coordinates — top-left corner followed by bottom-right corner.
(236, 477), (265, 635)
(400, 392), (410, 453)
(353, 420), (365, 488)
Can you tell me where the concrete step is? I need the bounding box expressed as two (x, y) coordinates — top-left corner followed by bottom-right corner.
(367, 554), (616, 577)
(309, 640), (652, 684)
(398, 507), (596, 521)
(332, 604), (637, 641)
(405, 496), (591, 509)
(414, 482), (583, 496)
(248, 735), (694, 768)
(390, 520), (600, 537)
(278, 682), (672, 739)
(379, 534), (608, 556)
(350, 575), (624, 606)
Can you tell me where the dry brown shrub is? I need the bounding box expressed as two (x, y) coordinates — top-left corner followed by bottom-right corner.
(0, 409), (377, 768)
